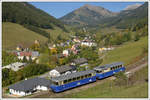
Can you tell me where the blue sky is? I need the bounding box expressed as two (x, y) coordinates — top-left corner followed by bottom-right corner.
(30, 2), (144, 19)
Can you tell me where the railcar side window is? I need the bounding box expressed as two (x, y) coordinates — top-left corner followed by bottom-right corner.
(89, 74), (92, 77)
(68, 79), (72, 82)
(73, 77), (76, 81)
(86, 75), (88, 78)
(77, 77), (80, 80)
(81, 76), (84, 79)
(115, 66), (117, 69)
(64, 80), (67, 84)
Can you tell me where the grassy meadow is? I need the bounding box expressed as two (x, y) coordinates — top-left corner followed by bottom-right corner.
(101, 36), (148, 66)
(2, 22), (48, 50)
(44, 25), (74, 41)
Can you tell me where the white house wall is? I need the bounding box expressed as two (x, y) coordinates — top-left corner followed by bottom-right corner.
(9, 89), (31, 96)
(36, 85), (48, 91)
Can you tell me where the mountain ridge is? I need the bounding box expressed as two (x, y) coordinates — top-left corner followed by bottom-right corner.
(60, 4), (117, 27)
(60, 3), (148, 29)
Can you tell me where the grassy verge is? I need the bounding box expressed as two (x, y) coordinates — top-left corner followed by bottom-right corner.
(63, 81), (148, 98)
(101, 36), (148, 66)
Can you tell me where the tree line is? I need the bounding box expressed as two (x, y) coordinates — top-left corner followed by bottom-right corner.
(2, 64), (51, 87)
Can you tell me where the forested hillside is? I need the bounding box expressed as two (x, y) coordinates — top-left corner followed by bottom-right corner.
(2, 2), (68, 38)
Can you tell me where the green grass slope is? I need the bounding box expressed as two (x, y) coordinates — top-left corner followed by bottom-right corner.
(102, 36), (148, 66)
(63, 81), (148, 98)
(2, 22), (48, 50)
(45, 26), (70, 41)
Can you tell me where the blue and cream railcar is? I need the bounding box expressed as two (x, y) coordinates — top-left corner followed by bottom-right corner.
(50, 70), (96, 92)
(94, 62), (125, 79)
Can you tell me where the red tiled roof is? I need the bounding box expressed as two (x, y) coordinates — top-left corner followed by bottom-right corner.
(19, 52), (32, 56)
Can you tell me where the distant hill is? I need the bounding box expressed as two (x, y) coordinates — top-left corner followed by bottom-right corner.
(123, 3), (142, 11)
(2, 22), (48, 50)
(60, 4), (117, 27)
(99, 2), (148, 29)
(2, 2), (68, 38)
(60, 3), (148, 29)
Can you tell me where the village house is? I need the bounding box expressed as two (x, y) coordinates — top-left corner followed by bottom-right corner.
(72, 58), (88, 67)
(71, 44), (80, 54)
(62, 49), (71, 57)
(73, 37), (81, 43)
(16, 45), (24, 51)
(81, 39), (96, 47)
(14, 51), (39, 61)
(48, 43), (56, 49)
(2, 62), (27, 71)
(66, 40), (71, 45)
(49, 65), (76, 78)
(8, 77), (51, 96)
(99, 47), (114, 52)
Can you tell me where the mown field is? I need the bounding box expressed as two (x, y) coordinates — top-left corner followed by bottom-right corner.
(62, 66), (148, 98)
(102, 36), (148, 66)
(2, 22), (48, 50)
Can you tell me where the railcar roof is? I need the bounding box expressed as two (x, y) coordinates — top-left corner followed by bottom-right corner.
(94, 62), (124, 71)
(50, 70), (95, 82)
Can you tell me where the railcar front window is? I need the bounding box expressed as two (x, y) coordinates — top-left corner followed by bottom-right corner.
(53, 81), (58, 85)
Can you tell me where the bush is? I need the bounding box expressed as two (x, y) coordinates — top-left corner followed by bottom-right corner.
(114, 72), (128, 86)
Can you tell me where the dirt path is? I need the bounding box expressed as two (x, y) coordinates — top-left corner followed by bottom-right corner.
(127, 62), (147, 73)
